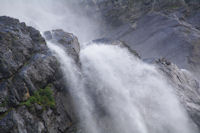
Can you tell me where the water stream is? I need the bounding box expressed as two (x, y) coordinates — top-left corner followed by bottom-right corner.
(48, 42), (197, 133)
(1, 0), (198, 132)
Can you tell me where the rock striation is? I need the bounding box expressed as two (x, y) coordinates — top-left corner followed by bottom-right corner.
(0, 1), (200, 131)
(157, 58), (200, 129)
(86, 0), (200, 77)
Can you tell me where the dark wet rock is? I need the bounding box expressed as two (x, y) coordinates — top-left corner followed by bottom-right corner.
(185, 0), (200, 8)
(0, 111), (15, 133)
(0, 1), (200, 132)
(0, 16), (46, 80)
(0, 16), (78, 133)
(44, 29), (80, 62)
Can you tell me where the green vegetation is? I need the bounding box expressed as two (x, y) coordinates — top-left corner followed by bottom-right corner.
(21, 84), (55, 109)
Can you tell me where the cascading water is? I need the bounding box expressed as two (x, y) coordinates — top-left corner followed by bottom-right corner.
(48, 42), (198, 133)
(1, 0), (199, 133)
(47, 42), (100, 133)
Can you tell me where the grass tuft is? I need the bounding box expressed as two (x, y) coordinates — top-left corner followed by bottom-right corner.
(21, 84), (55, 109)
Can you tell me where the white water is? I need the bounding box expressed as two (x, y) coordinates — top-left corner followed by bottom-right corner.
(0, 1), (198, 132)
(48, 42), (100, 133)
(48, 42), (198, 133)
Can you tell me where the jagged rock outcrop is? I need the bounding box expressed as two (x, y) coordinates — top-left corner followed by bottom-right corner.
(0, 16), (78, 133)
(0, 1), (200, 131)
(44, 29), (80, 62)
(157, 58), (200, 129)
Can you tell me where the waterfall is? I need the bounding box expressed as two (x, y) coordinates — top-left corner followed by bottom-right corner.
(48, 42), (198, 133)
(47, 42), (100, 133)
(0, 1), (199, 133)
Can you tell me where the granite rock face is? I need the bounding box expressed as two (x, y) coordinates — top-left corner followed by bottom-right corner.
(44, 29), (80, 62)
(91, 0), (200, 77)
(87, 37), (200, 130)
(157, 58), (200, 129)
(0, 16), (78, 133)
(86, 0), (200, 127)
(0, 0), (200, 132)
(61, 1), (200, 75)
(81, 0), (190, 26)
(0, 16), (46, 80)
(113, 12), (200, 72)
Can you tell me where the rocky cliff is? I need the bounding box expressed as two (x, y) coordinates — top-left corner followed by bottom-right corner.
(0, 0), (200, 132)
(157, 58), (200, 128)
(0, 16), (78, 133)
(83, 0), (199, 26)
(82, 0), (200, 77)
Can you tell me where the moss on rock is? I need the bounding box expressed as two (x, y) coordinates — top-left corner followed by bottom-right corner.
(21, 84), (55, 109)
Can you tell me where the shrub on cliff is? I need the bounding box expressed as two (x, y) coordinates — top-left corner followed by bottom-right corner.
(21, 84), (55, 109)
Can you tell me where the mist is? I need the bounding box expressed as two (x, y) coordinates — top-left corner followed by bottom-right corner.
(0, 0), (103, 43)
(48, 41), (198, 133)
(1, 1), (199, 133)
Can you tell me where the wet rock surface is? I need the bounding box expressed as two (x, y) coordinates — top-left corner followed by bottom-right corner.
(0, 16), (78, 133)
(66, 1), (200, 76)
(44, 29), (80, 62)
(0, 0), (200, 132)
(0, 16), (46, 80)
(113, 12), (200, 71)
(92, 0), (200, 77)
(156, 58), (200, 129)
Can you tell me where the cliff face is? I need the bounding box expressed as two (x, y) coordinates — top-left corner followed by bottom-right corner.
(0, 15), (200, 133)
(0, 16), (78, 133)
(98, 0), (200, 126)
(83, 0), (199, 26)
(87, 0), (200, 77)
(0, 1), (200, 132)
(157, 58), (200, 128)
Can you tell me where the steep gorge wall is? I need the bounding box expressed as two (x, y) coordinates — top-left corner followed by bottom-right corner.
(0, 15), (200, 133)
(0, 1), (200, 132)
(81, 0), (199, 26)
(84, 0), (200, 76)
(0, 16), (78, 133)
